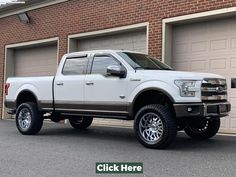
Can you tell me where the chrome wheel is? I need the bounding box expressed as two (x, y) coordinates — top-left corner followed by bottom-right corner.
(18, 108), (31, 130)
(139, 112), (164, 142)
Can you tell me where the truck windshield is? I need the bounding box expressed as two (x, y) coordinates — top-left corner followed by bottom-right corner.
(118, 52), (172, 70)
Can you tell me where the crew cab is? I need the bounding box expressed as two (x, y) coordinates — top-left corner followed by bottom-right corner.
(5, 50), (231, 149)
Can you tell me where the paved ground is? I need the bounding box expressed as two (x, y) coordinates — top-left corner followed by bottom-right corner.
(0, 120), (235, 177)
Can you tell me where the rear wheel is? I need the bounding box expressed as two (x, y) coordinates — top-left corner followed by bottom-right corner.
(69, 117), (93, 129)
(184, 118), (220, 140)
(16, 102), (43, 135)
(134, 104), (177, 149)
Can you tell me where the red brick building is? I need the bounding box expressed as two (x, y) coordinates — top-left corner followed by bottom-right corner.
(1, 0), (236, 133)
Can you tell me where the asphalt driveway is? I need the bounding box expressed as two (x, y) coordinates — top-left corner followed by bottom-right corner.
(0, 119), (235, 177)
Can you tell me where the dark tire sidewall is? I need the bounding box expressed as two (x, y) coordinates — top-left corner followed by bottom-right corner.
(16, 102), (43, 135)
(184, 118), (221, 140)
(134, 104), (177, 149)
(69, 117), (93, 129)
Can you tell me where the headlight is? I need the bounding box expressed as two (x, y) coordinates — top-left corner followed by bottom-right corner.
(174, 80), (197, 97)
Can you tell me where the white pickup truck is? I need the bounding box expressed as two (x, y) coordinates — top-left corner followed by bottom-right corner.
(5, 50), (231, 149)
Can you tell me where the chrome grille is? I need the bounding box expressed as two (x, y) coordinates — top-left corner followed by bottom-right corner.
(201, 78), (227, 101)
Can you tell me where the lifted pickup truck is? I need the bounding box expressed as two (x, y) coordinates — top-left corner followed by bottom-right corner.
(5, 50), (231, 149)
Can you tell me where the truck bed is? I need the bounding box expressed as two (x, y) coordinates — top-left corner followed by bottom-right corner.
(6, 76), (54, 110)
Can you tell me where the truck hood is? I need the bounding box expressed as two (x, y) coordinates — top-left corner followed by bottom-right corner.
(136, 70), (225, 80)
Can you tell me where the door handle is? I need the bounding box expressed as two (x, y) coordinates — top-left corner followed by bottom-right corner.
(56, 82), (64, 86)
(86, 81), (94, 85)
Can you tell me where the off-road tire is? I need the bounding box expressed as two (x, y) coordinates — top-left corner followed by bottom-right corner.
(16, 102), (43, 135)
(134, 104), (177, 149)
(69, 117), (93, 129)
(184, 118), (220, 140)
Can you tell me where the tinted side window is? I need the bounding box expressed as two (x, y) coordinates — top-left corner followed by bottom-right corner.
(62, 57), (88, 75)
(91, 56), (119, 75)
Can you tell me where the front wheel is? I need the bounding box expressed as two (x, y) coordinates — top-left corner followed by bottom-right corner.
(16, 102), (43, 135)
(184, 118), (220, 140)
(69, 117), (93, 129)
(134, 104), (177, 149)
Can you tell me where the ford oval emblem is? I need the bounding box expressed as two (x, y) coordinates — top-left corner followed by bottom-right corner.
(216, 86), (224, 93)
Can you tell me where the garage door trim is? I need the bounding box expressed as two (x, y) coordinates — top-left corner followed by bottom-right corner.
(162, 6), (236, 66)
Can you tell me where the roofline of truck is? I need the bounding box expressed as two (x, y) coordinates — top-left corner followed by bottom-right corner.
(64, 50), (147, 58)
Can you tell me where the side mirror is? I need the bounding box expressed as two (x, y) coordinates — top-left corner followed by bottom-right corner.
(107, 65), (126, 78)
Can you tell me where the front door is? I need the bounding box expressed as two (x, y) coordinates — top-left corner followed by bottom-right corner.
(84, 54), (128, 115)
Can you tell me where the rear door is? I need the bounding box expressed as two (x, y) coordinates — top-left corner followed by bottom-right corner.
(54, 54), (89, 111)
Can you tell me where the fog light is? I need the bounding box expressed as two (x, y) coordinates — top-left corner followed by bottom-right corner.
(187, 107), (192, 112)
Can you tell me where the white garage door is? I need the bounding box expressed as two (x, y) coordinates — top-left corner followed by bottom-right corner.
(77, 28), (147, 53)
(14, 44), (57, 77)
(172, 17), (236, 133)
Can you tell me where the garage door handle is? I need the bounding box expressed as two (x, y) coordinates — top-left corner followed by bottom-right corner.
(56, 82), (64, 86)
(86, 81), (94, 85)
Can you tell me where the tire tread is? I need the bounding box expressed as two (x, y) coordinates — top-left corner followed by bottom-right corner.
(16, 102), (43, 135)
(134, 104), (177, 149)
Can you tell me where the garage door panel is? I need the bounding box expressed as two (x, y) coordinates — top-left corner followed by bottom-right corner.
(220, 117), (227, 129)
(173, 54), (190, 62)
(77, 29), (147, 53)
(230, 58), (236, 69)
(191, 41), (207, 53)
(173, 27), (190, 42)
(173, 18), (236, 133)
(209, 58), (227, 69)
(230, 38), (236, 49)
(210, 39), (228, 50)
(15, 67), (56, 76)
(172, 62), (189, 71)
(230, 120), (236, 130)
(208, 20), (230, 34)
(18, 65), (56, 73)
(174, 43), (189, 54)
(190, 60), (207, 71)
(14, 44), (57, 77)
(191, 55), (210, 61)
(190, 26), (207, 37)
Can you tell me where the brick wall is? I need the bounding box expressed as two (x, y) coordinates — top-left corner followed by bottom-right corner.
(1, 0), (236, 117)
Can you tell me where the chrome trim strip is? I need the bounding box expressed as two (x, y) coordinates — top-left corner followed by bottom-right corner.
(201, 95), (227, 100)
(201, 88), (227, 92)
(202, 78), (226, 85)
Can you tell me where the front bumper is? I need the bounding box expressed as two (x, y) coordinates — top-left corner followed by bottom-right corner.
(174, 102), (231, 118)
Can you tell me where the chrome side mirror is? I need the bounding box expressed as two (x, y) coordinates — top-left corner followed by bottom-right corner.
(107, 65), (126, 78)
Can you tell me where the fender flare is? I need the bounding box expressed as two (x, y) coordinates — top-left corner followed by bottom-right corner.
(16, 89), (41, 110)
(127, 81), (178, 116)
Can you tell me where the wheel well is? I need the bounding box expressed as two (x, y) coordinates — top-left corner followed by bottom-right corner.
(16, 91), (37, 107)
(132, 90), (175, 117)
